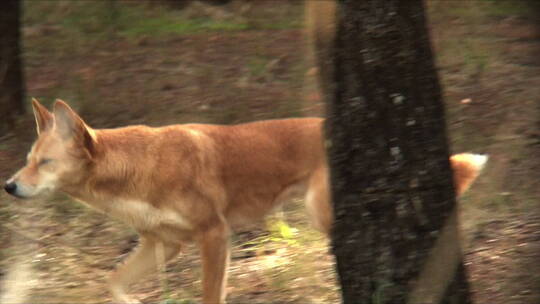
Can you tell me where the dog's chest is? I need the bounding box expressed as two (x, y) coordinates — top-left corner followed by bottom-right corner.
(92, 199), (192, 231)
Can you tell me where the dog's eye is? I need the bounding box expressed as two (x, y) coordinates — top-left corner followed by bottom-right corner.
(38, 158), (53, 166)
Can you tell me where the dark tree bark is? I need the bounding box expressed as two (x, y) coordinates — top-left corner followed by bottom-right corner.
(0, 0), (25, 135)
(325, 1), (471, 303)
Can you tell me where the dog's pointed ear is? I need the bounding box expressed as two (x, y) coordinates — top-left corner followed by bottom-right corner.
(53, 99), (84, 138)
(32, 98), (53, 135)
(53, 99), (97, 156)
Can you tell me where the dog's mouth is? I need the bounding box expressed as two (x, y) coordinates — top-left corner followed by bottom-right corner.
(5, 191), (32, 200)
(13, 194), (29, 199)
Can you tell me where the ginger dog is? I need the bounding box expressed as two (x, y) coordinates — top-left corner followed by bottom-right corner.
(4, 99), (487, 303)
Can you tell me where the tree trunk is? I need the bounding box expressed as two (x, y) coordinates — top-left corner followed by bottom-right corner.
(325, 1), (471, 303)
(0, 0), (25, 136)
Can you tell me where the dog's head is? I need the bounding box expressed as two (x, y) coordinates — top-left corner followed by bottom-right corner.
(4, 99), (97, 198)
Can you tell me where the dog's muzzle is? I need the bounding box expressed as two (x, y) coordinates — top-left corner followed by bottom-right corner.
(4, 181), (18, 196)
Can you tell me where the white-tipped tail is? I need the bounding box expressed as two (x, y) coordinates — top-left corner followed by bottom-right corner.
(467, 153), (489, 171)
(450, 153), (489, 196)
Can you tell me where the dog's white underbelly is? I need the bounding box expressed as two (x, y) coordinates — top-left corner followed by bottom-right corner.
(87, 199), (192, 231)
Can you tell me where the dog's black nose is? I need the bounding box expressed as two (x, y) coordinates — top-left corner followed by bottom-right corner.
(4, 182), (17, 195)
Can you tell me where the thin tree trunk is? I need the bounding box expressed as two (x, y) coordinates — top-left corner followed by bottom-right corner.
(325, 1), (470, 303)
(0, 0), (25, 136)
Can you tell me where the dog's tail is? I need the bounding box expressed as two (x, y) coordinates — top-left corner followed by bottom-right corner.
(450, 153), (488, 196)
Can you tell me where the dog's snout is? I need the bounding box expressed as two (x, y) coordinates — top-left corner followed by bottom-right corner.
(4, 182), (17, 195)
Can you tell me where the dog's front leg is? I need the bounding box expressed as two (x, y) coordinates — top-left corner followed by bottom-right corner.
(197, 222), (231, 304)
(109, 236), (181, 303)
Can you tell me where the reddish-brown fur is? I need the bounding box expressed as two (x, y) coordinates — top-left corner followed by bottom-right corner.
(5, 99), (486, 303)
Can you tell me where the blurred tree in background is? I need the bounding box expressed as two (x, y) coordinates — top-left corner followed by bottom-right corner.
(0, 0), (25, 136)
(326, 0), (470, 303)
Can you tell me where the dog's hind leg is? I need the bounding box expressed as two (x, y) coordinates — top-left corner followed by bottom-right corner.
(197, 220), (230, 304)
(305, 166), (333, 235)
(109, 236), (181, 304)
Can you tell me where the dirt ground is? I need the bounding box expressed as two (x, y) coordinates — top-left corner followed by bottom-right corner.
(0, 1), (539, 303)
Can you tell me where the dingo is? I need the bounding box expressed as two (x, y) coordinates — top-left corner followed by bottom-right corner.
(4, 99), (487, 303)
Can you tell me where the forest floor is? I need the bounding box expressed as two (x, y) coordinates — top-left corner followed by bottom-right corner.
(0, 1), (539, 303)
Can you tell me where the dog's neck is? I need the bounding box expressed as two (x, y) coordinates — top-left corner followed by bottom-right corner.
(61, 129), (148, 204)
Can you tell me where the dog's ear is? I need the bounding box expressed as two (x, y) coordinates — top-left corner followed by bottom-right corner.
(32, 98), (53, 135)
(53, 99), (97, 157)
(53, 99), (85, 138)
